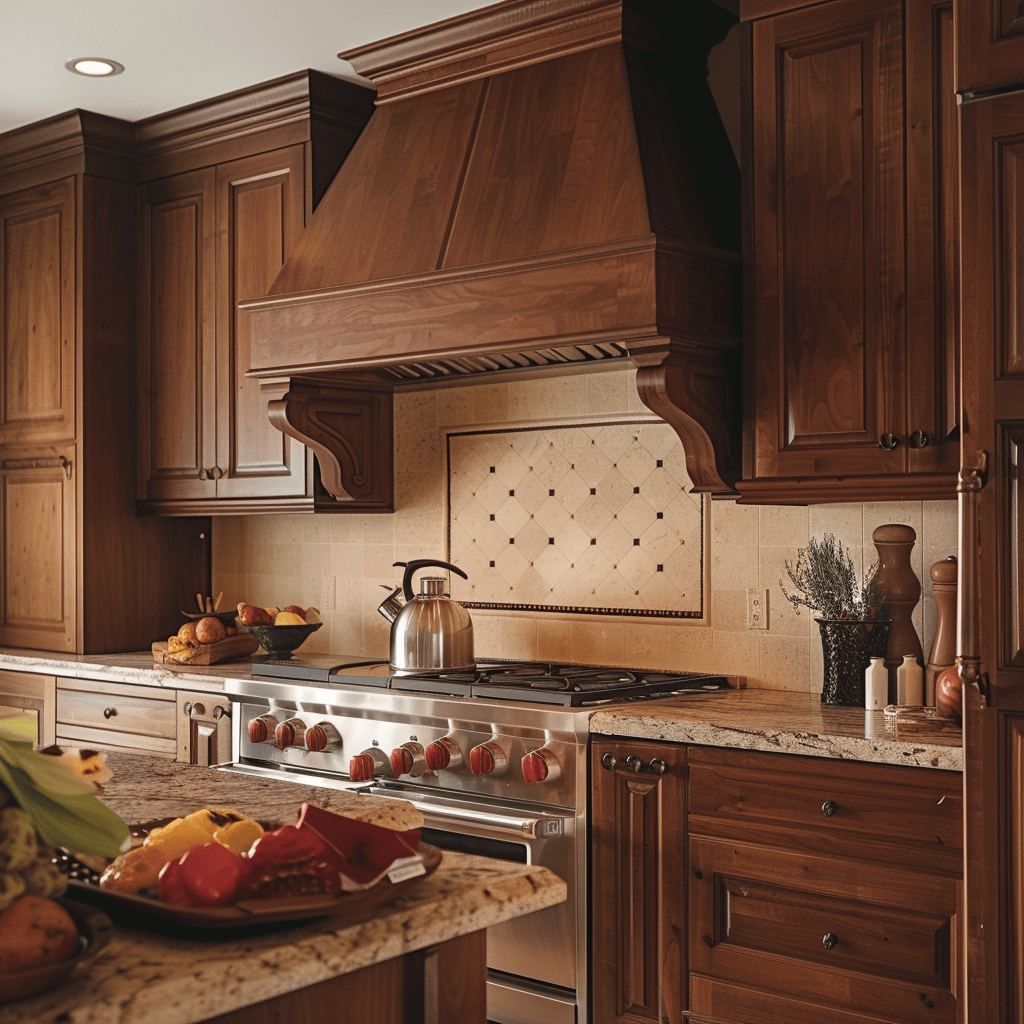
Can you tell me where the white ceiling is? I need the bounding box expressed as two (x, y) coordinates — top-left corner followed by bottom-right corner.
(0, 0), (494, 136)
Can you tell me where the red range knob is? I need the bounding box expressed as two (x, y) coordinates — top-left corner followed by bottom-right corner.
(390, 742), (427, 778)
(469, 741), (509, 776)
(305, 722), (341, 753)
(349, 752), (377, 782)
(247, 714), (279, 745)
(522, 747), (562, 784)
(424, 736), (463, 772)
(275, 718), (306, 749)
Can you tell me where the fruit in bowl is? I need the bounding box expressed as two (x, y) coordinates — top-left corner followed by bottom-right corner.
(242, 621), (322, 659)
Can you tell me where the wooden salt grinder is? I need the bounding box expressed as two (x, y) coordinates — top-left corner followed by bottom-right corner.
(925, 556), (958, 706)
(872, 524), (924, 703)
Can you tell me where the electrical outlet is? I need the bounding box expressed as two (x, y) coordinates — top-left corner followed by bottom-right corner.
(747, 588), (768, 630)
(321, 576), (336, 611)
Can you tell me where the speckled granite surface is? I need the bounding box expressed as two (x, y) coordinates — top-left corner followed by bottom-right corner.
(0, 756), (565, 1024)
(590, 689), (963, 771)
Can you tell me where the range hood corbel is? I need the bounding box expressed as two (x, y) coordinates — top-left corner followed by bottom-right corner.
(243, 0), (742, 499)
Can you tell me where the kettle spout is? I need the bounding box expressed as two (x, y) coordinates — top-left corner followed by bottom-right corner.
(377, 585), (405, 624)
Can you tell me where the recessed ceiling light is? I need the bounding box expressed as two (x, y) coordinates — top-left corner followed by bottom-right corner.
(65, 58), (124, 77)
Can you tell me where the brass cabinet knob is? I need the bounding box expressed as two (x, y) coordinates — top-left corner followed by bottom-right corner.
(822, 932), (839, 950)
(198, 468), (208, 480)
(103, 707), (117, 720)
(908, 430), (931, 448)
(600, 752), (618, 771)
(648, 758), (667, 775)
(210, 466), (224, 480)
(821, 799), (838, 817)
(878, 432), (900, 450)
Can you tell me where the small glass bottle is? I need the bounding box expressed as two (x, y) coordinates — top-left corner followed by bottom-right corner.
(865, 657), (888, 710)
(896, 654), (924, 705)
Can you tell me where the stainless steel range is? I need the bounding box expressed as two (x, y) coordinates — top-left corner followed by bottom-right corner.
(220, 657), (731, 1024)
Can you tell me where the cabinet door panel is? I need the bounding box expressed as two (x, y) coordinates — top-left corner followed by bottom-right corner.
(591, 739), (686, 1024)
(955, 0), (1024, 95)
(750, 0), (905, 480)
(0, 178), (75, 447)
(215, 147), (308, 499)
(0, 455), (75, 651)
(138, 169), (217, 501)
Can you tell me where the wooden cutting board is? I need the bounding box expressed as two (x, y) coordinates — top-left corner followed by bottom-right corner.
(152, 633), (259, 666)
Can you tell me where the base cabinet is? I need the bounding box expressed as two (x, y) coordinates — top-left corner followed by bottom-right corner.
(590, 738), (687, 1024)
(590, 741), (963, 1024)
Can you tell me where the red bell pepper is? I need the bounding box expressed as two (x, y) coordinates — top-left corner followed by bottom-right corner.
(158, 841), (249, 907)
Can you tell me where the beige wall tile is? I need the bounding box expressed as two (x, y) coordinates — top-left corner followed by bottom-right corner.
(571, 619), (628, 666)
(711, 589), (746, 633)
(713, 630), (760, 682)
(759, 635), (812, 692)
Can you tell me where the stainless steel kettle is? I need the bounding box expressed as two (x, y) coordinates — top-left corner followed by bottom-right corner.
(380, 559), (474, 675)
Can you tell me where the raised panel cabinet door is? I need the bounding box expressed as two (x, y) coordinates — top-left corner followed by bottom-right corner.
(137, 168), (218, 501)
(590, 738), (686, 1024)
(745, 0), (908, 484)
(0, 453), (76, 652)
(955, 0), (1024, 95)
(214, 146), (308, 499)
(0, 178), (75, 447)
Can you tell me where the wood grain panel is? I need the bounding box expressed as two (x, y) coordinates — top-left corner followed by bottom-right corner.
(688, 747), (963, 856)
(689, 837), (957, 1022)
(0, 457), (75, 651)
(444, 46), (649, 266)
(268, 80), (485, 294)
(591, 738), (686, 1024)
(137, 169), (217, 501)
(0, 670), (55, 746)
(56, 678), (176, 741)
(216, 147), (307, 499)
(1006, 426), (1024, 669)
(0, 177), (75, 446)
(955, 0), (1024, 95)
(1001, 137), (1024, 378)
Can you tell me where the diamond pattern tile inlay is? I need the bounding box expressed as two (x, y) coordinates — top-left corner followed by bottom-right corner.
(447, 422), (704, 618)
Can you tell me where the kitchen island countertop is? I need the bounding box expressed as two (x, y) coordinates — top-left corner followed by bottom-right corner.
(590, 688), (963, 771)
(0, 755), (566, 1024)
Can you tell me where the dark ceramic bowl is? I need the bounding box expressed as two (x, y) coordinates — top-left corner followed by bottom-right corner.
(243, 621), (322, 659)
(0, 898), (113, 1003)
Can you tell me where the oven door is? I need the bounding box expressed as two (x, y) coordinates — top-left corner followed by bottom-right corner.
(366, 785), (579, 1024)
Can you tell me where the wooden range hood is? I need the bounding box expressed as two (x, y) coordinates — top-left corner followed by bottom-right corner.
(241, 0), (741, 507)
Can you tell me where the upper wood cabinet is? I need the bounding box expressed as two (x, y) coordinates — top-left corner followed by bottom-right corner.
(737, 0), (959, 503)
(955, 0), (1024, 96)
(0, 114), (210, 654)
(134, 71), (374, 515)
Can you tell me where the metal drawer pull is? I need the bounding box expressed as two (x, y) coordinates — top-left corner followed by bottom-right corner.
(103, 707), (117, 719)
(822, 932), (839, 950)
(878, 432), (900, 450)
(821, 799), (838, 817)
(600, 752), (668, 775)
(648, 758), (667, 775)
(908, 430), (931, 448)
(600, 752), (618, 770)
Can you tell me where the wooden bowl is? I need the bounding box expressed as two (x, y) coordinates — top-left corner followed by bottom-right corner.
(0, 898), (113, 1003)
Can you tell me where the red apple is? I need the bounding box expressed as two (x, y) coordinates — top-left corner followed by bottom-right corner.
(281, 605), (307, 621)
(237, 603), (274, 627)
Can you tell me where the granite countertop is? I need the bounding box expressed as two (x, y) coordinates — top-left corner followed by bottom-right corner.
(590, 689), (963, 772)
(0, 755), (566, 1024)
(1, 648), (963, 771)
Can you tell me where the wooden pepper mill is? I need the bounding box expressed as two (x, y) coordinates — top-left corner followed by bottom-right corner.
(925, 556), (958, 706)
(871, 524), (923, 703)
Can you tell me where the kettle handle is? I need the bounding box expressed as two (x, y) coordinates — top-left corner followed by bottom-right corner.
(399, 560), (468, 601)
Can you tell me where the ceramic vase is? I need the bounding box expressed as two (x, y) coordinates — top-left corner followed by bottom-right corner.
(816, 618), (891, 706)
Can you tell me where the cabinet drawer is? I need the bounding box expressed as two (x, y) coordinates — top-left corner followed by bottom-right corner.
(56, 678), (176, 756)
(688, 747), (962, 858)
(689, 837), (956, 1023)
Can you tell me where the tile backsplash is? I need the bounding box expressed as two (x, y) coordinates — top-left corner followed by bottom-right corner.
(212, 367), (957, 694)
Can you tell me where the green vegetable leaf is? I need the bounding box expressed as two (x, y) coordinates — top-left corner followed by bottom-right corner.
(0, 730), (129, 858)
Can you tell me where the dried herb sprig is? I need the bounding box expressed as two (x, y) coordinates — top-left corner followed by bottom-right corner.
(779, 534), (883, 619)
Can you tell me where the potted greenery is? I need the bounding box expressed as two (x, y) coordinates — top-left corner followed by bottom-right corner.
(780, 534), (889, 705)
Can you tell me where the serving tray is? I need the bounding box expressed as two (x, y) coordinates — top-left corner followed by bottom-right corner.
(152, 633), (259, 666)
(64, 843), (441, 934)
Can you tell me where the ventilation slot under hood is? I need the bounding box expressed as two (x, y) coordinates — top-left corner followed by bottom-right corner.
(241, 0), (742, 506)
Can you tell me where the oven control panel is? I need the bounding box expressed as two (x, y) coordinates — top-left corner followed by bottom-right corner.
(232, 697), (581, 806)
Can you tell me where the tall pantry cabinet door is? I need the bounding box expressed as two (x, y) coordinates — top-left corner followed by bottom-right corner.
(137, 168), (218, 501)
(0, 455), (75, 652)
(0, 178), (75, 448)
(213, 147), (308, 499)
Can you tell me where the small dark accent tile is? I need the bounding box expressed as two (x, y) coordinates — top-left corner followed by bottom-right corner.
(549, 538), (555, 544)
(590, 538), (597, 545)
(489, 561), (495, 567)
(657, 564), (663, 572)
(489, 514), (495, 521)
(633, 486), (640, 494)
(509, 538), (515, 544)
(633, 538), (640, 545)
(509, 489), (515, 496)
(656, 512), (664, 519)
(590, 488), (596, 495)
(549, 489), (555, 496)
(490, 466), (496, 473)
(656, 460), (663, 467)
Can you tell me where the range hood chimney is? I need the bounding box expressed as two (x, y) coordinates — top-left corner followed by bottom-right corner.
(242, 0), (741, 506)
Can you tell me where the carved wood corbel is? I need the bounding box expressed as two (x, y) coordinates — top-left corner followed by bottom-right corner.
(268, 378), (394, 510)
(631, 341), (741, 495)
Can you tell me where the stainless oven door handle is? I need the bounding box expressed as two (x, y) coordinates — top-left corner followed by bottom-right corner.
(374, 793), (563, 840)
